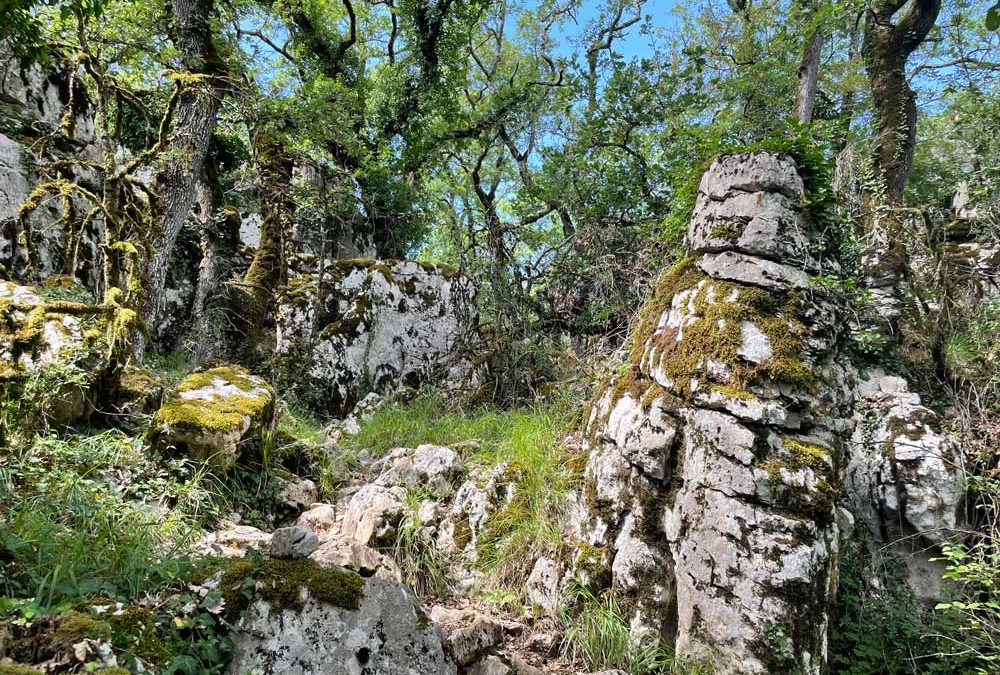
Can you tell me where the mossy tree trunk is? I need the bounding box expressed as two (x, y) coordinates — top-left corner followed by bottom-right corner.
(862, 0), (940, 206)
(240, 123), (294, 327)
(137, 0), (224, 357)
(859, 0), (940, 344)
(189, 156), (241, 360)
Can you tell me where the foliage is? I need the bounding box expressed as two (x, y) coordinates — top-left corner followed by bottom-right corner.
(828, 537), (978, 674)
(931, 476), (1000, 671)
(559, 581), (696, 675)
(0, 429), (206, 605)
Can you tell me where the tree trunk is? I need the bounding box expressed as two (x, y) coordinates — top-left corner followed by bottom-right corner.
(241, 125), (293, 321)
(792, 23), (823, 123)
(862, 0), (941, 204)
(858, 0), (940, 346)
(137, 0), (222, 357)
(189, 160), (241, 360)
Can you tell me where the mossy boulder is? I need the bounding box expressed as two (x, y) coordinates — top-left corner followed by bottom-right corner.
(0, 280), (112, 427)
(226, 558), (455, 675)
(149, 364), (275, 471)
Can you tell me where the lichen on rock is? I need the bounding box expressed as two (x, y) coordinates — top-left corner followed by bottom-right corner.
(571, 151), (854, 674)
(275, 259), (477, 414)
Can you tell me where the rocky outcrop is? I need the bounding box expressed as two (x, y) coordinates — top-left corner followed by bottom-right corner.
(1, 51), (103, 290)
(573, 152), (854, 674)
(0, 278), (118, 426)
(276, 259), (478, 414)
(845, 370), (967, 601)
(148, 365), (275, 471)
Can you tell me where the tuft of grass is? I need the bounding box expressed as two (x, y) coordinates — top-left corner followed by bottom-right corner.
(342, 389), (584, 591)
(142, 350), (198, 391)
(0, 429), (210, 607)
(559, 582), (696, 675)
(277, 403), (327, 445)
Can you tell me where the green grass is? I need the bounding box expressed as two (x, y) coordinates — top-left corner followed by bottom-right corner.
(0, 429), (210, 607)
(341, 389), (584, 592)
(277, 403), (327, 445)
(560, 583), (702, 675)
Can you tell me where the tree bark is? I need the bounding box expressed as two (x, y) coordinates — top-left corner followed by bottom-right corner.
(189, 159), (241, 360)
(792, 23), (823, 123)
(862, 0), (941, 204)
(241, 124), (294, 321)
(137, 0), (222, 357)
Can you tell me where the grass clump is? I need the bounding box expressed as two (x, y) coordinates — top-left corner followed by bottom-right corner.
(0, 429), (208, 605)
(559, 582), (701, 675)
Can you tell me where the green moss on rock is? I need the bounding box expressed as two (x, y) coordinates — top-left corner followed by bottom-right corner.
(218, 557), (365, 618)
(50, 610), (112, 649)
(0, 664), (44, 675)
(153, 366), (273, 434)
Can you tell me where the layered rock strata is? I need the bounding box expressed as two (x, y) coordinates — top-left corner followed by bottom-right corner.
(574, 152), (854, 674)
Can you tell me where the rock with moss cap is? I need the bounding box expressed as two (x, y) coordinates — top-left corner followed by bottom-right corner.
(227, 558), (455, 674)
(275, 259), (478, 415)
(0, 280), (113, 425)
(149, 365), (275, 471)
(572, 151), (854, 674)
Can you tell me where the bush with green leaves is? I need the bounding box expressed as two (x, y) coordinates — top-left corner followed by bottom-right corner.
(828, 538), (980, 674)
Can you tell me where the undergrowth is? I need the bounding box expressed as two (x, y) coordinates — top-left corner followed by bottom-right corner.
(559, 582), (702, 675)
(341, 389), (583, 592)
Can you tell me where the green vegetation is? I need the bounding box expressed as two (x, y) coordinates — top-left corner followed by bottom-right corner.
(217, 556), (364, 616)
(828, 538), (981, 674)
(559, 582), (704, 675)
(342, 389), (583, 591)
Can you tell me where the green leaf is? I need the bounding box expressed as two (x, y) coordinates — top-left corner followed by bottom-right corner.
(988, 6), (1000, 31)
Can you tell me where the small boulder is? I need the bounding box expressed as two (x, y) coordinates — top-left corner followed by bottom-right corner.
(525, 557), (561, 612)
(277, 475), (318, 514)
(270, 525), (320, 559)
(374, 444), (466, 496)
(469, 655), (511, 675)
(195, 525), (272, 558)
(148, 365), (275, 471)
(310, 537), (402, 581)
(430, 606), (504, 666)
(341, 484), (409, 546)
(298, 503), (338, 539)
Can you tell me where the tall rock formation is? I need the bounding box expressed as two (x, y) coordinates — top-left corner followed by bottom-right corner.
(574, 152), (854, 674)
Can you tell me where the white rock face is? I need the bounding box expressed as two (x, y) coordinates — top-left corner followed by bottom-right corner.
(1, 54), (103, 288)
(341, 484), (410, 546)
(573, 152), (853, 674)
(373, 444), (466, 497)
(228, 575), (456, 675)
(276, 260), (477, 414)
(845, 371), (967, 601)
